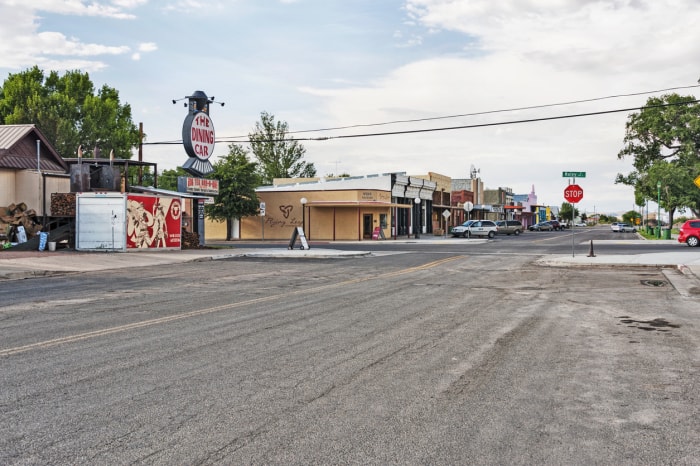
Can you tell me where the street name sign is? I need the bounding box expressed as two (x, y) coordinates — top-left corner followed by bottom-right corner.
(562, 171), (586, 178)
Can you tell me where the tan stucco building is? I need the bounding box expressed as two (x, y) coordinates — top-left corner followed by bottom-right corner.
(239, 174), (439, 241)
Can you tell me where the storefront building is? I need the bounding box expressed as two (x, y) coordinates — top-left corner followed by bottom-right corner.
(239, 174), (437, 241)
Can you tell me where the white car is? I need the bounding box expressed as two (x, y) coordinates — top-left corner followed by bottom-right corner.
(574, 222), (587, 227)
(612, 222), (635, 233)
(451, 220), (475, 237)
(465, 220), (498, 238)
(617, 223), (636, 233)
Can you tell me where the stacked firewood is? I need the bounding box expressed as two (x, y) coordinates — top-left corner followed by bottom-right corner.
(181, 230), (201, 249)
(1, 202), (43, 244)
(50, 193), (77, 217)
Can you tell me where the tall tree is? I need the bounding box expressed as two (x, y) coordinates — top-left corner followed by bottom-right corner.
(616, 93), (700, 220)
(158, 167), (190, 191)
(249, 111), (316, 184)
(205, 144), (260, 240)
(0, 66), (140, 159)
(559, 202), (579, 222)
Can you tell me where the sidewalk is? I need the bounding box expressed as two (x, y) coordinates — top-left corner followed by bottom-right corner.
(1, 238), (700, 282)
(0, 246), (372, 280)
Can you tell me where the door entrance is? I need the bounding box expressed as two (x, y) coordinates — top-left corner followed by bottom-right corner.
(363, 214), (373, 239)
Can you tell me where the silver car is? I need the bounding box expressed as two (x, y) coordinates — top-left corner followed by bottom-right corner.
(616, 223), (636, 233)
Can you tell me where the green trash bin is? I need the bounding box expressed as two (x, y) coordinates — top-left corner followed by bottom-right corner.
(662, 228), (671, 240)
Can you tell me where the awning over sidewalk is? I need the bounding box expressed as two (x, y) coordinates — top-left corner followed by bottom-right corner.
(306, 201), (412, 208)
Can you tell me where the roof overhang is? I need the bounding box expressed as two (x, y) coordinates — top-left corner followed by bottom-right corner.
(130, 185), (211, 199)
(306, 201), (412, 209)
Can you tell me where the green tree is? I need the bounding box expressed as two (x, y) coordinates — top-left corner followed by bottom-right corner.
(158, 167), (190, 191)
(616, 93), (700, 219)
(559, 202), (579, 222)
(249, 111), (316, 184)
(622, 210), (641, 225)
(636, 162), (698, 227)
(0, 66), (140, 159)
(205, 144), (261, 240)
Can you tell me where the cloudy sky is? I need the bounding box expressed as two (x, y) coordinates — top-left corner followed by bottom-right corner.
(1, 0), (699, 215)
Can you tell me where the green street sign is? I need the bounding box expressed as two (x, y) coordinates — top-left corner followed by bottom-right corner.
(562, 171), (586, 178)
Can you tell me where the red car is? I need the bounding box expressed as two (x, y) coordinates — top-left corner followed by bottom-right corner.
(677, 219), (700, 247)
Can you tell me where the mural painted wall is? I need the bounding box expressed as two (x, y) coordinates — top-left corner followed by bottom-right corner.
(126, 194), (182, 249)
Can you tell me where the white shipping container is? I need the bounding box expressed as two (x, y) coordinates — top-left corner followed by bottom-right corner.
(76, 193), (127, 251)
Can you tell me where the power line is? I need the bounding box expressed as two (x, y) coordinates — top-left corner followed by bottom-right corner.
(143, 87), (700, 146)
(278, 84), (700, 135)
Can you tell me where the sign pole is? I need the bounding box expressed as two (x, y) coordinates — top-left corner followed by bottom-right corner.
(572, 199), (575, 257)
(564, 181), (584, 257)
(572, 177), (575, 257)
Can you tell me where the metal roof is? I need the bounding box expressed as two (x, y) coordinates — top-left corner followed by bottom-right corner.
(0, 124), (68, 172)
(0, 125), (33, 150)
(130, 185), (212, 199)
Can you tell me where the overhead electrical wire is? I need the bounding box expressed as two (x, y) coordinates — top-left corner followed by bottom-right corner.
(142, 84), (700, 146)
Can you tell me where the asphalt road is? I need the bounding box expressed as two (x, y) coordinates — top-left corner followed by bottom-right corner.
(1, 244), (699, 464)
(214, 224), (689, 256)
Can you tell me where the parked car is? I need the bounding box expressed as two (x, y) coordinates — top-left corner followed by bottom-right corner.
(466, 220), (498, 238)
(496, 220), (523, 236)
(678, 219), (700, 247)
(574, 222), (587, 227)
(528, 221), (553, 231)
(548, 220), (562, 231)
(451, 220), (476, 237)
(613, 222), (636, 233)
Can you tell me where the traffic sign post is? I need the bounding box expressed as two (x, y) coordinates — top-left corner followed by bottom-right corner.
(564, 184), (584, 204)
(564, 184), (584, 258)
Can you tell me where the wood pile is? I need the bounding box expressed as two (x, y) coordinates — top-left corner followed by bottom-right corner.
(51, 193), (76, 217)
(182, 230), (201, 249)
(1, 202), (44, 245)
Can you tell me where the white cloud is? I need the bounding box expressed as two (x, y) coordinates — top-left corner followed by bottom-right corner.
(3, 0), (138, 19)
(138, 42), (158, 52)
(0, 1), (138, 71)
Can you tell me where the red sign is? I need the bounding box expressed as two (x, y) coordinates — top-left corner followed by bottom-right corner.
(564, 184), (584, 203)
(126, 194), (182, 249)
(186, 177), (219, 194)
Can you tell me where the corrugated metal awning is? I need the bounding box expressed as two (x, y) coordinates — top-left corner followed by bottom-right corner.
(306, 201), (412, 208)
(130, 185), (211, 199)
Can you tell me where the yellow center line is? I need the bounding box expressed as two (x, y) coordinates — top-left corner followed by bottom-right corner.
(1, 255), (466, 357)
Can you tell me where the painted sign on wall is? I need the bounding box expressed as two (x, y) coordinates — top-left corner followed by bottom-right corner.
(126, 194), (182, 249)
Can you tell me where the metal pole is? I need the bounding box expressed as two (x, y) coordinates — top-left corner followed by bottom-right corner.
(572, 202), (575, 257)
(657, 182), (661, 238)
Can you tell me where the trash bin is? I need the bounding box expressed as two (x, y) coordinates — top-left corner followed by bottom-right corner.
(662, 228), (671, 240)
(655, 226), (661, 238)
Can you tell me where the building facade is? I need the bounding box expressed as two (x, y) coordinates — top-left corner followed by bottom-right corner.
(239, 174), (437, 241)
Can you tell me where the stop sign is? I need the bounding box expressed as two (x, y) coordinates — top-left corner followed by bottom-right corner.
(564, 184), (584, 203)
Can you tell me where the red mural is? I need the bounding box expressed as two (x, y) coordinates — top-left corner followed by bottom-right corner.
(126, 194), (182, 249)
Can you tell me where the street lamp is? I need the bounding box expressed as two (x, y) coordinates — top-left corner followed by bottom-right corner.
(656, 181), (661, 238)
(300, 197), (307, 234)
(414, 197), (421, 239)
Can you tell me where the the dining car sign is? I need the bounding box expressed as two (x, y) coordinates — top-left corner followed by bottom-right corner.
(181, 90), (217, 177)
